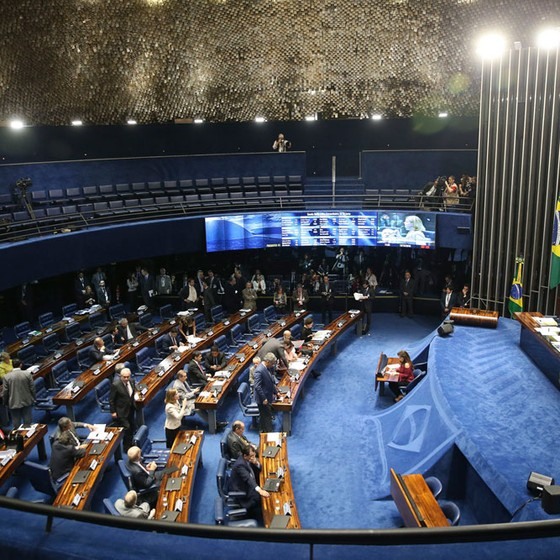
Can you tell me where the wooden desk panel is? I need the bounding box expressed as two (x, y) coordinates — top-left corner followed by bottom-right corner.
(273, 311), (361, 433)
(6, 313), (93, 357)
(449, 307), (499, 328)
(374, 353), (400, 396)
(0, 424), (48, 487)
(53, 427), (123, 510)
(154, 430), (204, 523)
(390, 468), (449, 528)
(195, 312), (302, 434)
(259, 433), (300, 529)
(135, 311), (255, 423)
(52, 319), (177, 418)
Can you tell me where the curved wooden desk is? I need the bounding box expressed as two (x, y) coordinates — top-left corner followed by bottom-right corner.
(134, 310), (255, 425)
(0, 424), (48, 487)
(259, 432), (300, 529)
(449, 307), (499, 328)
(53, 426), (123, 510)
(154, 430), (204, 523)
(274, 310), (361, 434)
(195, 311), (303, 433)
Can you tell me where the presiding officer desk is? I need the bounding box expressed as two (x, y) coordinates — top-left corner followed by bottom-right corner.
(53, 426), (123, 511)
(196, 311), (304, 434)
(154, 430), (204, 523)
(135, 310), (255, 425)
(258, 432), (301, 529)
(0, 424), (48, 488)
(274, 310), (361, 434)
(390, 468), (449, 528)
(515, 311), (560, 391)
(374, 353), (400, 396)
(52, 318), (177, 420)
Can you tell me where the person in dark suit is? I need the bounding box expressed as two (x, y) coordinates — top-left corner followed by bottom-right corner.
(109, 367), (136, 450)
(74, 272), (88, 307)
(187, 351), (211, 387)
(399, 271), (415, 318)
(204, 344), (227, 374)
(253, 353), (279, 433)
(202, 280), (216, 323)
(52, 416), (94, 444)
(222, 277), (241, 314)
(89, 337), (113, 363)
(301, 316), (314, 342)
(229, 447), (269, 518)
(458, 284), (470, 308)
(49, 430), (87, 481)
(126, 445), (163, 508)
(160, 327), (183, 355)
(115, 318), (138, 345)
(359, 281), (374, 334)
(139, 268), (155, 309)
(440, 285), (458, 318)
(320, 275), (334, 324)
(227, 420), (257, 460)
(96, 280), (110, 307)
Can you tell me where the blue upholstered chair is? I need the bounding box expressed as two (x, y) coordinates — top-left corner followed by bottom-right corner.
(440, 500), (461, 526)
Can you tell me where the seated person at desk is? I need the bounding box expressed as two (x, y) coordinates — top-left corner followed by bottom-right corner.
(49, 430), (88, 481)
(387, 350), (415, 403)
(160, 327), (183, 354)
(114, 489), (155, 519)
(227, 420), (258, 460)
(283, 340), (298, 363)
(301, 316), (314, 343)
(52, 416), (94, 444)
(204, 344), (227, 374)
(115, 318), (138, 344)
(230, 447), (270, 519)
(90, 337), (114, 363)
(126, 445), (163, 507)
(187, 351), (212, 387)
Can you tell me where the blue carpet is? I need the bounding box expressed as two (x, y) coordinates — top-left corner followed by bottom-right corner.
(2, 312), (560, 558)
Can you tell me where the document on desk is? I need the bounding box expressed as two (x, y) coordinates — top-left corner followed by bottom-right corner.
(266, 432), (282, 446)
(87, 425), (107, 440)
(186, 335), (203, 345)
(289, 359), (306, 371)
(312, 330), (331, 342)
(534, 317), (558, 327)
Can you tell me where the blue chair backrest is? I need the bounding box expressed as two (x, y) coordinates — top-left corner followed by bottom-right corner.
(52, 360), (69, 379)
(290, 324), (302, 339)
(211, 305), (224, 323)
(139, 312), (153, 328)
(159, 304), (174, 319)
(17, 345), (38, 367)
(247, 314), (260, 333)
(136, 347), (151, 365)
(90, 312), (105, 329)
(109, 304), (126, 321)
(263, 306), (276, 323)
(62, 303), (78, 317)
(215, 335), (228, 354)
(65, 322), (82, 341)
(77, 346), (93, 368)
(103, 498), (121, 516)
(231, 324), (244, 344)
(38, 312), (54, 328)
(43, 332), (60, 352)
(194, 313), (206, 331)
(133, 425), (151, 454)
(34, 377), (49, 399)
(14, 321), (31, 339)
(95, 378), (112, 409)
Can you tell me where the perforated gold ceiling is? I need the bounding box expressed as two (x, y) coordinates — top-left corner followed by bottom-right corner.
(0, 0), (557, 124)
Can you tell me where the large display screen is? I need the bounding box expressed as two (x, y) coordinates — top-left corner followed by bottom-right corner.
(205, 211), (437, 252)
(376, 211), (437, 249)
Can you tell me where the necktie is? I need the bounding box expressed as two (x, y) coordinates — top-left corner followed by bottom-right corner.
(126, 381), (132, 396)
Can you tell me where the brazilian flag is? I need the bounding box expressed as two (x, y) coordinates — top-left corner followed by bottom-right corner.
(550, 196), (560, 289)
(508, 258), (524, 316)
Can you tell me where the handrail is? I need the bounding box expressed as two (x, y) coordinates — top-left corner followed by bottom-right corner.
(0, 193), (473, 245)
(1, 495), (559, 546)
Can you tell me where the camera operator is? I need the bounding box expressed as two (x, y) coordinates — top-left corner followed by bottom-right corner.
(272, 133), (291, 153)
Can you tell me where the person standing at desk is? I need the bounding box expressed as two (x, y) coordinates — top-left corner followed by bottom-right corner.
(440, 285), (458, 318)
(359, 281), (374, 334)
(253, 353), (279, 433)
(2, 358), (35, 427)
(230, 447), (270, 519)
(388, 350), (415, 403)
(109, 367), (136, 451)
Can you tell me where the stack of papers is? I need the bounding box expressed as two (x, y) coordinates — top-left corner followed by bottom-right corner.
(534, 317), (558, 327)
(186, 335), (203, 345)
(87, 424), (108, 441)
(0, 449), (17, 466)
(312, 330), (331, 342)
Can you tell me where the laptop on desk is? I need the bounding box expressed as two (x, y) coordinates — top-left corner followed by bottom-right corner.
(270, 514), (291, 529)
(89, 443), (107, 455)
(165, 477), (183, 492)
(173, 442), (192, 455)
(263, 478), (282, 492)
(72, 470), (90, 484)
(160, 510), (180, 522)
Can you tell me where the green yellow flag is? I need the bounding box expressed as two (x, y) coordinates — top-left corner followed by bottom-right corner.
(508, 258), (523, 316)
(550, 196), (560, 289)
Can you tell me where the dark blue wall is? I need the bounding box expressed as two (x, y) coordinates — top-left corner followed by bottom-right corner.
(361, 150), (478, 189)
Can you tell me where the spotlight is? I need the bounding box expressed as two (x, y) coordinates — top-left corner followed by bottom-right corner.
(254, 117), (266, 123)
(476, 33), (507, 59)
(127, 119), (137, 125)
(371, 114), (383, 121)
(438, 112), (449, 118)
(304, 114), (317, 122)
(71, 120), (83, 126)
(9, 119), (25, 130)
(193, 118), (204, 124)
(537, 28), (560, 50)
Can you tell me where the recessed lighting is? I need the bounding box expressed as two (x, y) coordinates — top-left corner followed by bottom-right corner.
(10, 119), (25, 130)
(476, 33), (507, 59)
(304, 114), (317, 121)
(438, 112), (449, 118)
(71, 120), (83, 126)
(194, 118), (204, 124)
(127, 119), (137, 125)
(537, 28), (560, 50)
(371, 114), (383, 121)
(254, 117), (266, 123)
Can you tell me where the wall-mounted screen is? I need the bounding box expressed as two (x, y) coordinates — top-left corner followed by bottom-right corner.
(376, 211), (437, 249)
(205, 211), (437, 252)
